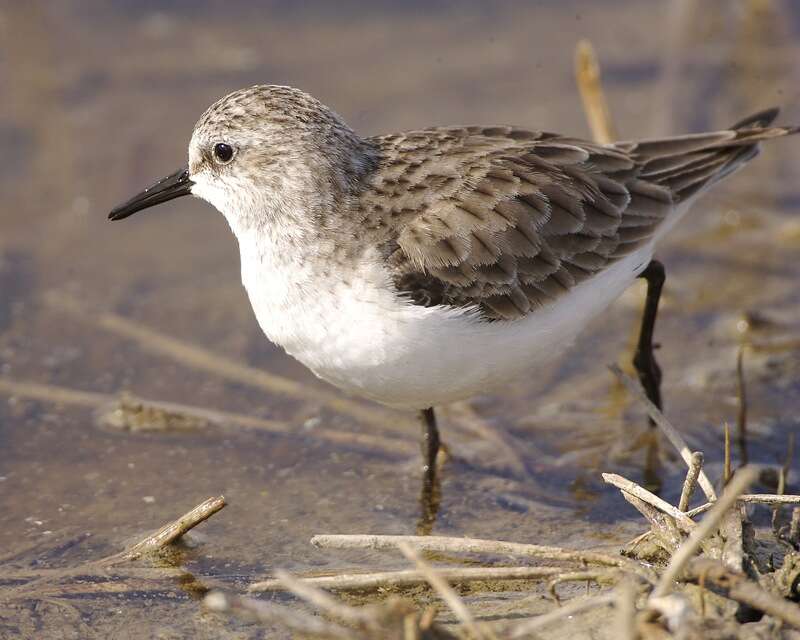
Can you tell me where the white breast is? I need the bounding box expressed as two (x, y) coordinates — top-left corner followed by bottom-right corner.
(238, 229), (656, 410)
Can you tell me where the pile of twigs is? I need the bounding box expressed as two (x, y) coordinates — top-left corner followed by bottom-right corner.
(201, 367), (800, 639)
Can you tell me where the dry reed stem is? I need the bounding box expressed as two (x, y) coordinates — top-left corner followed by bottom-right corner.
(723, 423), (732, 485)
(310, 534), (649, 576)
(508, 591), (616, 638)
(779, 438), (790, 493)
(397, 542), (491, 640)
(602, 473), (696, 532)
(249, 566), (615, 593)
(609, 365), (717, 501)
(737, 493), (800, 505)
(685, 503), (712, 518)
(614, 580), (637, 640)
(651, 467), (757, 599)
(719, 506), (745, 574)
(574, 40), (616, 144)
(684, 493), (800, 513)
(678, 452), (703, 512)
(43, 291), (393, 428)
(774, 432), (796, 530)
(736, 347), (749, 465)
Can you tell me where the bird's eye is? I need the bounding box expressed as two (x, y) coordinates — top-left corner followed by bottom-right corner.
(213, 143), (235, 164)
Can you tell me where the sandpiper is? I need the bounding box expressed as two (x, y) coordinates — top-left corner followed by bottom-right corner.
(109, 84), (798, 491)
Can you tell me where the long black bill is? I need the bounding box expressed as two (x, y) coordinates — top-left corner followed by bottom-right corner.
(108, 166), (193, 221)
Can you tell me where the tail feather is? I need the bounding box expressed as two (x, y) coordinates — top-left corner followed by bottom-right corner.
(616, 108), (799, 201)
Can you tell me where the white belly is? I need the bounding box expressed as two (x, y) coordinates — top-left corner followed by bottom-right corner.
(240, 237), (655, 410)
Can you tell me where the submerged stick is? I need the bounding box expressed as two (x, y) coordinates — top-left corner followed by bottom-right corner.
(609, 365), (717, 501)
(274, 569), (375, 627)
(310, 534), (647, 575)
(249, 566), (613, 593)
(0, 566), (189, 582)
(0, 378), (415, 456)
(102, 496), (226, 564)
(0, 378), (111, 408)
(448, 403), (527, 475)
(509, 592), (616, 638)
(651, 467), (757, 599)
(2, 497), (226, 602)
(205, 591), (356, 639)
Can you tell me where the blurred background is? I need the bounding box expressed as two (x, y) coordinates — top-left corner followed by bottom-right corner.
(2, 1), (800, 637)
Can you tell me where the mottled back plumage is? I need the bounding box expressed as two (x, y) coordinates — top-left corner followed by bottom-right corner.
(359, 109), (795, 320)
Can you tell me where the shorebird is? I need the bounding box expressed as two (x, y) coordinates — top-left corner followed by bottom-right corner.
(109, 84), (797, 495)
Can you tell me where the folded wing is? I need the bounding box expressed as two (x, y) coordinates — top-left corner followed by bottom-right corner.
(365, 112), (795, 321)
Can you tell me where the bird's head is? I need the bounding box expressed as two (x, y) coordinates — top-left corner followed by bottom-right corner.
(109, 85), (376, 236)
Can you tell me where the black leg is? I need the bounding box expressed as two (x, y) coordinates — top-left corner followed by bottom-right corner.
(633, 260), (665, 412)
(420, 407), (440, 479)
(416, 407), (442, 535)
(633, 260), (665, 493)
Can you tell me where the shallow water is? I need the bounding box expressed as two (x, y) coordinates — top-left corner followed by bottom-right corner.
(1, 1), (800, 637)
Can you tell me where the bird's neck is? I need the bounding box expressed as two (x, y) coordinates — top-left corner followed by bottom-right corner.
(234, 204), (365, 291)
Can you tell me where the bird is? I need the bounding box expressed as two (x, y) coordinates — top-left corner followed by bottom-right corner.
(109, 84), (798, 499)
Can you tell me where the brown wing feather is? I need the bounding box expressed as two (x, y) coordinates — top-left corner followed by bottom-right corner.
(364, 115), (797, 321)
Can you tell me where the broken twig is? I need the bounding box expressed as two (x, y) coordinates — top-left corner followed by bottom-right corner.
(651, 467), (757, 599)
(610, 365), (717, 501)
(602, 473), (696, 532)
(678, 452), (703, 512)
(102, 496), (226, 564)
(688, 559), (800, 629)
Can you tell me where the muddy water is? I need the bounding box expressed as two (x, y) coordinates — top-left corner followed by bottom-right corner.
(1, 1), (799, 637)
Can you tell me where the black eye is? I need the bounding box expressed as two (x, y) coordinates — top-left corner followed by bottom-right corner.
(213, 143), (234, 164)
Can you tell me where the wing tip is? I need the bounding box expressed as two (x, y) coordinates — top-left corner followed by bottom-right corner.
(731, 107), (781, 130)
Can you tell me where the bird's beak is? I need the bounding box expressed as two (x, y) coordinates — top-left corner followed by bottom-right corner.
(108, 166), (194, 221)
